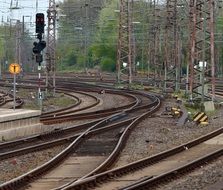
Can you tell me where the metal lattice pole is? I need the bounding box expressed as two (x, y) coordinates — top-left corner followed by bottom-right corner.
(163, 0), (180, 92)
(46, 0), (57, 96)
(116, 0), (133, 84)
(148, 0), (161, 86)
(189, 0), (215, 101)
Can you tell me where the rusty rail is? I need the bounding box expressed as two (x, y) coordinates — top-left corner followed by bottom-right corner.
(0, 92), (159, 190)
(61, 127), (223, 190)
(0, 118), (135, 161)
(41, 89), (139, 124)
(121, 149), (222, 190)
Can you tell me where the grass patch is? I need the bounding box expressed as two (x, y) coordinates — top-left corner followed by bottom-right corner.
(16, 89), (76, 110)
(43, 93), (76, 108)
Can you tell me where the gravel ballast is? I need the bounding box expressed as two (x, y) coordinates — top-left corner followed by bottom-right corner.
(0, 95), (222, 189)
(115, 98), (223, 189)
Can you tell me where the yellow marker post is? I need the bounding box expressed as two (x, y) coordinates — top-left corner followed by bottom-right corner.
(9, 63), (21, 110)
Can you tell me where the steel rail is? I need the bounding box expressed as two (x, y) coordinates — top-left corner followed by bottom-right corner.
(0, 112), (131, 190)
(0, 91), (156, 190)
(0, 119), (102, 150)
(42, 90), (82, 116)
(0, 118), (135, 161)
(54, 94), (161, 190)
(61, 127), (223, 190)
(0, 81), (140, 124)
(40, 89), (139, 124)
(0, 88), (145, 151)
(120, 149), (222, 190)
(41, 90), (99, 118)
(0, 91), (9, 106)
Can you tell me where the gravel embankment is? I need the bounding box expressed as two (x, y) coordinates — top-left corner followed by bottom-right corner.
(156, 157), (223, 190)
(115, 98), (223, 189)
(115, 98), (221, 166)
(0, 95), (222, 189)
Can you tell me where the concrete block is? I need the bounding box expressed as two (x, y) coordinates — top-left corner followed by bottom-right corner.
(204, 101), (215, 112)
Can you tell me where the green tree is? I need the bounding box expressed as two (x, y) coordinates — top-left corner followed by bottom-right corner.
(89, 0), (119, 71)
(57, 0), (108, 71)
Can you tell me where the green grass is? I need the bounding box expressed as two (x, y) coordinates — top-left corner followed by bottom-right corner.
(16, 89), (76, 110)
(43, 94), (76, 108)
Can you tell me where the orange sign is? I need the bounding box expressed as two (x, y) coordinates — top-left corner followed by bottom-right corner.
(9, 63), (21, 74)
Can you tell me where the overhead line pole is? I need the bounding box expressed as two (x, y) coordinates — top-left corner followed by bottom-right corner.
(189, 0), (215, 102)
(117, 0), (133, 85)
(46, 0), (57, 96)
(15, 20), (21, 68)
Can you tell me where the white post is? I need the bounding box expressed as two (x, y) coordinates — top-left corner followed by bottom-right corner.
(13, 74), (16, 110)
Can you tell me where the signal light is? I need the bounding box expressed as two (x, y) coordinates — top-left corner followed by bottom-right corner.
(32, 41), (46, 55)
(36, 13), (45, 34)
(36, 54), (43, 63)
(33, 42), (40, 54)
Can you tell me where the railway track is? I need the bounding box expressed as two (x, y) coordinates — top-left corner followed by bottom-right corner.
(60, 128), (222, 190)
(0, 79), (139, 124)
(40, 88), (138, 125)
(1, 77), (221, 190)
(0, 83), (161, 190)
(0, 118), (135, 161)
(0, 90), (24, 109)
(3, 72), (151, 86)
(0, 85), (141, 160)
(41, 90), (98, 117)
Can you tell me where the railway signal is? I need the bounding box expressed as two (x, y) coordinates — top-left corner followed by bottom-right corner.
(32, 41), (46, 55)
(33, 13), (46, 109)
(33, 13), (46, 65)
(36, 13), (45, 34)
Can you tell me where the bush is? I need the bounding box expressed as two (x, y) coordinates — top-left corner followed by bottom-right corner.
(100, 57), (115, 72)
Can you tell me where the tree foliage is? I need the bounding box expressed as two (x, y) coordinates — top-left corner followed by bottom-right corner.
(55, 0), (223, 74)
(89, 0), (119, 71)
(57, 0), (108, 70)
(0, 25), (15, 71)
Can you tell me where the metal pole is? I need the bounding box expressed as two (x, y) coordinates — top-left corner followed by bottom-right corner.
(22, 16), (25, 35)
(201, 16), (206, 109)
(13, 74), (16, 110)
(210, 0), (215, 101)
(164, 62), (167, 92)
(186, 63), (189, 94)
(0, 59), (1, 79)
(38, 67), (42, 110)
(46, 0), (57, 96)
(84, 1), (88, 71)
(128, 0), (133, 84)
(189, 0), (196, 100)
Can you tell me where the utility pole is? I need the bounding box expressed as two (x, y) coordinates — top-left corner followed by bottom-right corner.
(148, 0), (161, 86)
(163, 0), (180, 92)
(117, 0), (133, 85)
(189, 0), (215, 101)
(15, 20), (21, 67)
(147, 0), (153, 80)
(84, 1), (88, 71)
(46, 0), (57, 96)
